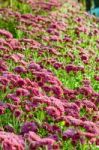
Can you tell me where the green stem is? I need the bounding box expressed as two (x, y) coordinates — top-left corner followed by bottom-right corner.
(10, 0), (13, 7)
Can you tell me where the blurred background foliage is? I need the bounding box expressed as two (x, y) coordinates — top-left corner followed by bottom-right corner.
(0, 0), (26, 8)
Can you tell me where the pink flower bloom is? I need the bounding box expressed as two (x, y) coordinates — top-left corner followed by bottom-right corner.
(28, 62), (41, 71)
(0, 77), (9, 85)
(63, 116), (83, 126)
(16, 88), (30, 96)
(33, 96), (51, 105)
(65, 64), (76, 73)
(62, 128), (77, 140)
(82, 121), (99, 134)
(95, 57), (99, 62)
(43, 85), (51, 92)
(4, 125), (14, 133)
(14, 109), (22, 118)
(41, 137), (55, 145)
(51, 85), (63, 97)
(53, 62), (63, 69)
(0, 29), (13, 39)
(8, 39), (21, 50)
(0, 46), (8, 51)
(50, 97), (64, 115)
(7, 94), (20, 103)
(79, 131), (97, 139)
(64, 102), (79, 111)
(7, 103), (17, 112)
(26, 131), (56, 149)
(0, 38), (11, 48)
(94, 75), (99, 81)
(79, 86), (93, 96)
(14, 66), (26, 74)
(83, 100), (96, 110)
(0, 131), (24, 150)
(30, 87), (42, 96)
(63, 36), (72, 42)
(0, 106), (5, 115)
(26, 131), (41, 141)
(50, 35), (60, 42)
(17, 79), (25, 87)
(64, 108), (79, 118)
(21, 122), (38, 134)
(0, 60), (8, 72)
(11, 54), (23, 63)
(46, 106), (61, 118)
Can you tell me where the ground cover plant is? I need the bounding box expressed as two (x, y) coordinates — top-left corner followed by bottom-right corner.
(0, 0), (99, 149)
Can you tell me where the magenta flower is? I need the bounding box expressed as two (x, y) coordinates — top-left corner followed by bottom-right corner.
(82, 121), (99, 134)
(0, 46), (8, 51)
(63, 116), (83, 126)
(7, 103), (17, 112)
(94, 75), (99, 81)
(50, 97), (64, 115)
(14, 66), (26, 74)
(65, 64), (75, 73)
(7, 93), (20, 103)
(0, 60), (8, 72)
(0, 131), (24, 150)
(48, 134), (59, 141)
(33, 96), (51, 105)
(4, 125), (14, 133)
(53, 62), (63, 69)
(51, 85), (63, 97)
(17, 79), (25, 87)
(63, 36), (72, 42)
(43, 85), (51, 92)
(28, 61), (41, 71)
(25, 131), (41, 141)
(79, 131), (97, 139)
(41, 137), (55, 145)
(79, 86), (93, 96)
(0, 29), (13, 39)
(14, 109), (22, 118)
(21, 122), (38, 134)
(83, 100), (96, 110)
(46, 106), (61, 118)
(62, 128), (77, 140)
(16, 88), (30, 96)
(11, 54), (23, 63)
(8, 39), (21, 50)
(50, 35), (60, 41)
(0, 106), (5, 115)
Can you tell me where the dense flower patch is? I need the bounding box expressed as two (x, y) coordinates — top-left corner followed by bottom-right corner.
(0, 0), (99, 149)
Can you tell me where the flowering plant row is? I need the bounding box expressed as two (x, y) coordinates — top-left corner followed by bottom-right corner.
(0, 0), (99, 149)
